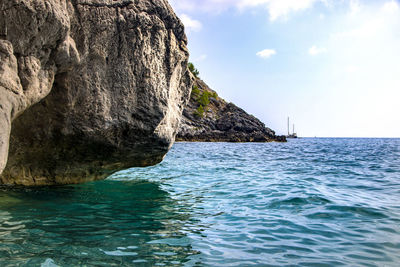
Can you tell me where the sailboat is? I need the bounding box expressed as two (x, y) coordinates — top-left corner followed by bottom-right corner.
(286, 117), (298, 138)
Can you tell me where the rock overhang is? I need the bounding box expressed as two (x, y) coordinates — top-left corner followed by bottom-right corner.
(0, 0), (192, 185)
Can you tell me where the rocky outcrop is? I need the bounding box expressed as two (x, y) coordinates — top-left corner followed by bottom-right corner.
(0, 0), (191, 185)
(177, 78), (286, 142)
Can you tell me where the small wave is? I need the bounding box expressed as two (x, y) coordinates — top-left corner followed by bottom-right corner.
(100, 249), (138, 256)
(327, 205), (388, 219)
(306, 205), (388, 220)
(306, 211), (353, 220)
(147, 237), (191, 247)
(268, 195), (332, 209)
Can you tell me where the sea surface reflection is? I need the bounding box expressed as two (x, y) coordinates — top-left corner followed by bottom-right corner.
(1, 138), (400, 266)
(0, 181), (198, 266)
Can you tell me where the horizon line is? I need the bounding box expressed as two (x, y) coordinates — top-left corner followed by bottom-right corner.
(291, 136), (400, 139)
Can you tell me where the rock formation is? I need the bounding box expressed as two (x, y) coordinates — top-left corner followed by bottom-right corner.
(177, 78), (286, 142)
(0, 0), (191, 185)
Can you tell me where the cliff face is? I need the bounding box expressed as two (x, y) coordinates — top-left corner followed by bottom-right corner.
(177, 78), (286, 142)
(0, 0), (191, 185)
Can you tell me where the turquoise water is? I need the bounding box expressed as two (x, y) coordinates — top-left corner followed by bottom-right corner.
(1, 138), (400, 266)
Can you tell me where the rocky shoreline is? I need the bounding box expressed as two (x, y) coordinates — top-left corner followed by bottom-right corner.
(177, 78), (286, 143)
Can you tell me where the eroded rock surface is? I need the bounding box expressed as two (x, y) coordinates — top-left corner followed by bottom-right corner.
(0, 0), (191, 185)
(177, 78), (286, 143)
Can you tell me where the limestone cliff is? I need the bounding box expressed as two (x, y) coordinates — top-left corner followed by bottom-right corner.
(177, 78), (286, 142)
(0, 0), (191, 185)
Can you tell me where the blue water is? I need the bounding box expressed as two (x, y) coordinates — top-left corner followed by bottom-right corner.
(1, 138), (400, 266)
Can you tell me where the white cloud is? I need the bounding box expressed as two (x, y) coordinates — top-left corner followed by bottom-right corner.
(194, 54), (207, 62)
(239, 0), (322, 21)
(349, 0), (361, 16)
(382, 0), (400, 14)
(169, 0), (237, 14)
(170, 0), (324, 21)
(180, 14), (202, 32)
(256, 49), (276, 58)
(332, 0), (400, 40)
(345, 65), (358, 73)
(308, 45), (327, 56)
(327, 1), (400, 88)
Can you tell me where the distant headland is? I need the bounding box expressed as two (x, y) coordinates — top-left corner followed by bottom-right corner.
(176, 64), (286, 143)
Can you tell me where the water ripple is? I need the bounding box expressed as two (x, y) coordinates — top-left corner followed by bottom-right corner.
(0, 138), (399, 266)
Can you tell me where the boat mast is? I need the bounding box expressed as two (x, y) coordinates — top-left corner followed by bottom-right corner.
(287, 117), (290, 136)
(293, 124), (295, 135)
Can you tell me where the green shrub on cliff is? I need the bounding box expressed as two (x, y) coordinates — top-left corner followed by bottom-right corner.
(191, 85), (200, 99)
(198, 91), (210, 106)
(194, 105), (205, 118)
(188, 62), (200, 78)
(191, 89), (218, 118)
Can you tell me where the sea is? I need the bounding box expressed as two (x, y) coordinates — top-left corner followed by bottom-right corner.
(0, 138), (399, 266)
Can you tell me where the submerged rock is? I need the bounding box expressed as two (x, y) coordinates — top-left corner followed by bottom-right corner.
(176, 78), (286, 142)
(0, 0), (191, 185)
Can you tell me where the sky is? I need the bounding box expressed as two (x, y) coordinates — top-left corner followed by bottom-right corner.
(169, 0), (400, 138)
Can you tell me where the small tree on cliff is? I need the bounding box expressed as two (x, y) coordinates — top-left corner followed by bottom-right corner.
(191, 85), (200, 99)
(188, 62), (200, 78)
(194, 105), (205, 118)
(198, 91), (210, 106)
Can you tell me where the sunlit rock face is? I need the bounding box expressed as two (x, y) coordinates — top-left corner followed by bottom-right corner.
(0, 0), (191, 185)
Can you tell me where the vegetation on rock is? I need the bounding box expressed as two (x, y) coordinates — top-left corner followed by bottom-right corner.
(194, 105), (205, 118)
(191, 85), (200, 99)
(188, 62), (200, 78)
(191, 84), (218, 118)
(178, 77), (286, 143)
